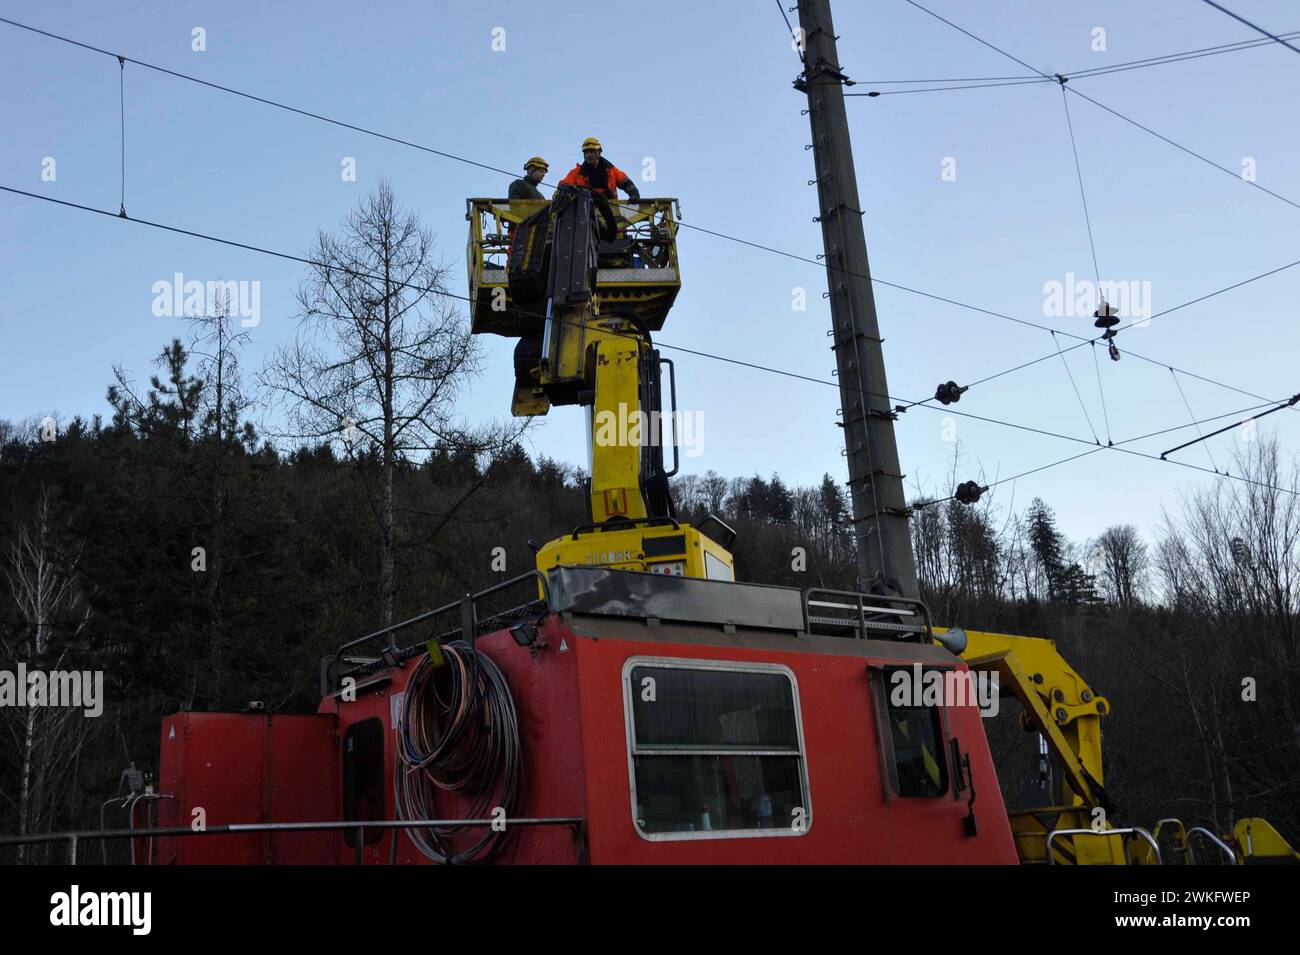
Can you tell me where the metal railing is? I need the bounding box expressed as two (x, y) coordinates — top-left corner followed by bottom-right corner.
(467, 196), (679, 272)
(466, 196), (681, 336)
(802, 588), (934, 642)
(0, 817), (583, 866)
(1151, 817), (1239, 865)
(327, 570), (550, 693)
(1187, 826), (1239, 865)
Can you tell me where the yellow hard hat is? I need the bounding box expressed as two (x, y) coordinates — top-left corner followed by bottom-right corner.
(524, 156), (548, 172)
(581, 136), (602, 153)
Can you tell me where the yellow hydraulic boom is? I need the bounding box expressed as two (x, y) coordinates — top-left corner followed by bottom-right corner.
(936, 626), (1297, 864)
(467, 187), (735, 581)
(935, 627), (1123, 863)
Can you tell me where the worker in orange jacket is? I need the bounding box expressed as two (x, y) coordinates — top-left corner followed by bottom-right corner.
(559, 137), (641, 203)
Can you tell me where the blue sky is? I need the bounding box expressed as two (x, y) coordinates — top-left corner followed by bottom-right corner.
(2, 0), (1298, 545)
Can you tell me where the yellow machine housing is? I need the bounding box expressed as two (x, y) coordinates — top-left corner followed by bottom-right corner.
(535, 520), (735, 581)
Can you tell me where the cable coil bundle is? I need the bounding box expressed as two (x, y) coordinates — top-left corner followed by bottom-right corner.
(395, 640), (522, 863)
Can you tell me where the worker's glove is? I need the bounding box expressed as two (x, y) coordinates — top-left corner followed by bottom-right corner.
(623, 183), (641, 201)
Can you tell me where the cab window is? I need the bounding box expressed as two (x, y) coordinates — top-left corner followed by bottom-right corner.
(624, 660), (811, 839)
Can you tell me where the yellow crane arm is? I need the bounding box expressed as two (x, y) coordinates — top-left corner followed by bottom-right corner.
(947, 628), (1110, 808)
(470, 186), (735, 581)
(936, 628), (1120, 863)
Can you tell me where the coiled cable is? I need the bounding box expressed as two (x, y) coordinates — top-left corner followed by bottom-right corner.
(394, 640), (522, 863)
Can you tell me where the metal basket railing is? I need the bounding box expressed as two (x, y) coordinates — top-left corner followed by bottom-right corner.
(325, 571), (549, 693)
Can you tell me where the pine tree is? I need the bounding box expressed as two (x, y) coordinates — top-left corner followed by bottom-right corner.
(818, 473), (851, 557)
(767, 473), (795, 523)
(1025, 497), (1066, 600)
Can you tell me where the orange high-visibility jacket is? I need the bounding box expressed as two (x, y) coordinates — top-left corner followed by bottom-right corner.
(559, 159), (634, 199)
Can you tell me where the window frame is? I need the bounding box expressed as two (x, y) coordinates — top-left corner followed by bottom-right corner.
(620, 656), (813, 843)
(870, 664), (958, 802)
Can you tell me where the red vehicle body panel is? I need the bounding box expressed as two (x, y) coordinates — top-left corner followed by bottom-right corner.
(155, 712), (338, 864)
(156, 609), (1018, 864)
(561, 618), (1015, 864)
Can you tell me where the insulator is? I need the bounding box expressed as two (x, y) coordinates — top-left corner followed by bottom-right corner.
(934, 380), (968, 405)
(955, 480), (984, 505)
(1093, 299), (1119, 330)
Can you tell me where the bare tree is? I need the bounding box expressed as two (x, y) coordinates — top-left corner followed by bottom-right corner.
(909, 449), (1004, 622)
(670, 474), (702, 513)
(1, 487), (94, 863)
(191, 289), (255, 450)
(1150, 436), (1300, 835)
(1094, 524), (1149, 608)
(702, 470), (728, 514)
(261, 180), (519, 625)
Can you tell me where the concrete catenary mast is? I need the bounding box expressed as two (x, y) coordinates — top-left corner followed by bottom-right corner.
(796, 0), (919, 598)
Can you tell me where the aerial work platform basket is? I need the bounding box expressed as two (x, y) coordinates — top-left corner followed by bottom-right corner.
(466, 196), (681, 337)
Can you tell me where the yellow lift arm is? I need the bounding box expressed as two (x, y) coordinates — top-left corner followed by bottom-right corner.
(466, 187), (735, 581)
(937, 627), (1299, 864)
(935, 627), (1129, 863)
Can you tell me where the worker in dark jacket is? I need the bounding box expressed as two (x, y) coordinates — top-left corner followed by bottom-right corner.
(559, 137), (640, 202)
(509, 156), (548, 200)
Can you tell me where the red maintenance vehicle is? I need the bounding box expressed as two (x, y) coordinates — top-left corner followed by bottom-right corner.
(156, 571), (1012, 865)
